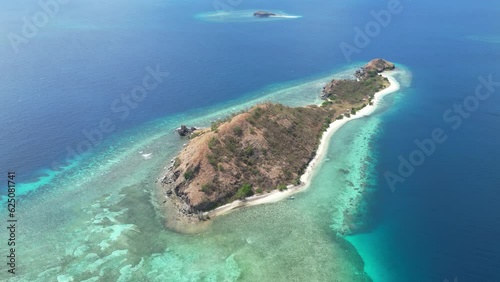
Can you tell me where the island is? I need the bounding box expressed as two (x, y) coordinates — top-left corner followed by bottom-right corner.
(253, 11), (276, 18)
(159, 59), (396, 231)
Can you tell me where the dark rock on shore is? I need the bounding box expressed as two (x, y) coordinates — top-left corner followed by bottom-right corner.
(253, 11), (276, 18)
(176, 125), (197, 137)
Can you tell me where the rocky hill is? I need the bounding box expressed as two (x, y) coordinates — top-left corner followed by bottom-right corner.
(163, 104), (335, 212)
(160, 59), (395, 221)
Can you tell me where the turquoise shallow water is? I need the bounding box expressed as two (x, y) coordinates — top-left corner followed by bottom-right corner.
(0, 65), (410, 281)
(5, 64), (359, 202)
(3, 0), (499, 280)
(342, 70), (415, 282)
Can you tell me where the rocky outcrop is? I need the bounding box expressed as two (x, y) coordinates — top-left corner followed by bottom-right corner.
(354, 58), (395, 80)
(176, 125), (197, 137)
(253, 11), (276, 17)
(321, 59), (394, 100)
(321, 80), (340, 99)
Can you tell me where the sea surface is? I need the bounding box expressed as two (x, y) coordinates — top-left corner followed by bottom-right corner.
(1, 0), (500, 281)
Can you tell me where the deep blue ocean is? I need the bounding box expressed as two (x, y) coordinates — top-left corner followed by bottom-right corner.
(1, 0), (500, 281)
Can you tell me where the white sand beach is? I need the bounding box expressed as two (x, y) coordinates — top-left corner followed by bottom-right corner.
(208, 71), (401, 218)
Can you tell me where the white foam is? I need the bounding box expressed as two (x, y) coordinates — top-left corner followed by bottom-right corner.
(273, 15), (302, 19)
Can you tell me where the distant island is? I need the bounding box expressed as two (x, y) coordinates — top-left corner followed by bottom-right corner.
(159, 59), (396, 231)
(253, 11), (276, 18)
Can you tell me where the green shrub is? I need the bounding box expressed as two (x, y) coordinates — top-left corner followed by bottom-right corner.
(174, 157), (181, 168)
(367, 69), (378, 77)
(233, 126), (243, 137)
(235, 184), (254, 199)
(217, 163), (225, 172)
(252, 108), (263, 119)
(211, 122), (219, 132)
(277, 184), (287, 191)
(321, 100), (333, 107)
(208, 137), (218, 150)
(247, 117), (256, 126)
(207, 154), (217, 168)
(243, 146), (254, 157)
(201, 182), (216, 194)
(224, 136), (238, 153)
(184, 169), (195, 181)
(294, 178), (301, 185)
(321, 117), (332, 131)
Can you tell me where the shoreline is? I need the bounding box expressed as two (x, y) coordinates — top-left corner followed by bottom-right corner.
(207, 70), (401, 218)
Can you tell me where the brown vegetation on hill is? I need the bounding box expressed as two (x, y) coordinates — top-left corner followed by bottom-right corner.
(161, 58), (395, 216)
(164, 104), (335, 211)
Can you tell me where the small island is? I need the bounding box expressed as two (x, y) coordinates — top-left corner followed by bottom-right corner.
(253, 11), (276, 18)
(159, 59), (396, 231)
